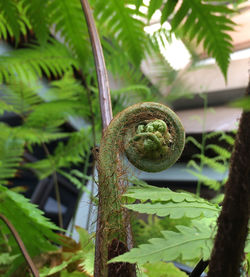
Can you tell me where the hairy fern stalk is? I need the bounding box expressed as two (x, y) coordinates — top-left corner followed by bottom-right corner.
(95, 102), (185, 276)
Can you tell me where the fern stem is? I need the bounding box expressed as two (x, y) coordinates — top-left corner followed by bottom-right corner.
(42, 143), (63, 229)
(196, 95), (208, 196)
(79, 0), (112, 129)
(208, 82), (250, 277)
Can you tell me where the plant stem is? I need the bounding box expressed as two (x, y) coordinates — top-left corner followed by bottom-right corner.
(196, 95), (208, 196)
(79, 0), (112, 130)
(79, 1), (136, 276)
(208, 82), (250, 277)
(42, 143), (63, 229)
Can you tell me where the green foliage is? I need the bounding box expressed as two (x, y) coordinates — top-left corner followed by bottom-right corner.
(139, 262), (188, 277)
(20, 0), (50, 44)
(0, 0), (20, 40)
(125, 183), (220, 218)
(186, 131), (234, 192)
(126, 201), (219, 218)
(161, 0), (235, 79)
(48, 0), (90, 66)
(39, 226), (94, 276)
(0, 0), (241, 275)
(94, 0), (147, 66)
(0, 40), (78, 82)
(110, 219), (214, 264)
(27, 128), (92, 179)
(0, 184), (60, 275)
(111, 217), (250, 265)
(0, 125), (24, 184)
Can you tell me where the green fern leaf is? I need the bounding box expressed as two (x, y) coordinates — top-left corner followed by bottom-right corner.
(47, 0), (90, 66)
(0, 0), (20, 40)
(186, 169), (221, 190)
(25, 100), (88, 129)
(0, 126), (24, 183)
(185, 136), (202, 150)
(147, 0), (162, 21)
(1, 81), (42, 116)
(161, 0), (235, 79)
(125, 201), (219, 218)
(0, 253), (20, 266)
(186, 159), (201, 172)
(125, 184), (206, 203)
(13, 127), (70, 145)
(161, 0), (178, 25)
(0, 185), (60, 274)
(206, 144), (231, 160)
(0, 100), (14, 114)
(0, 41), (78, 82)
(109, 220), (214, 264)
(141, 262), (188, 277)
(219, 132), (235, 146)
(193, 154), (227, 173)
(20, 0), (50, 44)
(94, 0), (147, 66)
(27, 128), (92, 179)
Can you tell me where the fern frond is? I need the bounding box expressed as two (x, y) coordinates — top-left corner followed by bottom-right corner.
(103, 38), (147, 86)
(27, 128), (92, 179)
(110, 219), (214, 264)
(125, 201), (219, 219)
(0, 41), (78, 83)
(125, 184), (219, 218)
(186, 169), (221, 190)
(193, 154), (227, 173)
(0, 1), (31, 40)
(48, 0), (90, 66)
(0, 100), (14, 114)
(94, 0), (147, 66)
(0, 125), (24, 183)
(161, 0), (235, 78)
(185, 136), (202, 150)
(206, 144), (231, 160)
(125, 184), (210, 203)
(0, 184), (60, 274)
(0, 0), (20, 40)
(24, 100), (88, 129)
(186, 159), (201, 172)
(161, 0), (178, 24)
(1, 81), (42, 116)
(147, 0), (162, 21)
(20, 0), (50, 44)
(219, 132), (235, 145)
(13, 126), (70, 145)
(43, 73), (87, 101)
(58, 169), (91, 193)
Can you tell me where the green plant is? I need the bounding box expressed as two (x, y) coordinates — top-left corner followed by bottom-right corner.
(0, 0), (247, 276)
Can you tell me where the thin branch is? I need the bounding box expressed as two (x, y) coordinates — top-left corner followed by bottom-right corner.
(42, 143), (63, 229)
(0, 214), (40, 277)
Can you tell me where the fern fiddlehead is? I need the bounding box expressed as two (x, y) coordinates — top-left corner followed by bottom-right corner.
(96, 102), (185, 276)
